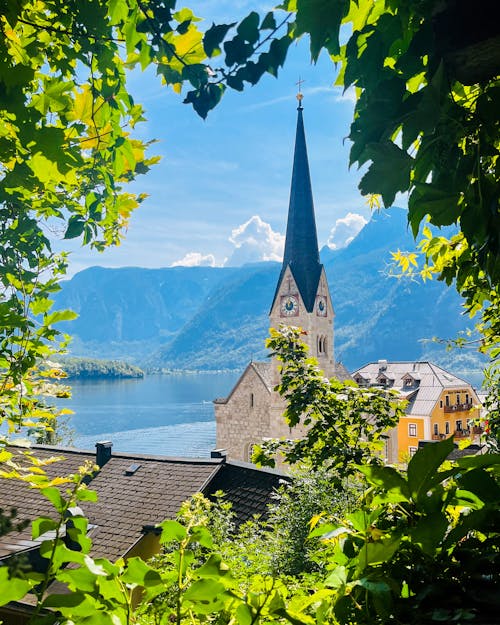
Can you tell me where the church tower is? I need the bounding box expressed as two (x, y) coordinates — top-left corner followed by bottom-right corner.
(269, 95), (335, 381)
(214, 95), (348, 463)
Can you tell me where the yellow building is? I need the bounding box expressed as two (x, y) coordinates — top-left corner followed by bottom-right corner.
(353, 360), (482, 462)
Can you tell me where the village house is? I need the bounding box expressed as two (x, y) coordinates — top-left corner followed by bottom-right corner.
(0, 441), (286, 623)
(353, 360), (483, 462)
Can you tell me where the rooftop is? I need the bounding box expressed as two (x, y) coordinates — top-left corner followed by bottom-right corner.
(0, 443), (286, 563)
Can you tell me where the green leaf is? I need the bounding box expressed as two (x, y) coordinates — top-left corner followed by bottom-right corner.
(76, 487), (98, 502)
(237, 12), (260, 44)
(182, 64), (209, 89)
(64, 215), (86, 239)
(407, 437), (455, 501)
(455, 452), (500, 470)
(410, 511), (448, 554)
(203, 23), (234, 56)
(359, 142), (413, 207)
(188, 525), (214, 549)
(159, 519), (187, 544)
(41, 486), (65, 513)
(183, 578), (226, 602)
(224, 36), (253, 66)
(122, 557), (163, 587)
(30, 297), (54, 316)
(236, 603), (254, 625)
(0, 568), (33, 606)
(32, 516), (58, 539)
(358, 465), (410, 500)
(195, 553), (230, 578)
(44, 309), (78, 325)
(184, 83), (225, 119)
(261, 12), (277, 30)
(357, 536), (401, 568)
(408, 182), (461, 237)
(296, 0), (348, 59)
(325, 565), (347, 589)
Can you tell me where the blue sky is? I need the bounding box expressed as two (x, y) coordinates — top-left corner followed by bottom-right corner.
(57, 2), (395, 276)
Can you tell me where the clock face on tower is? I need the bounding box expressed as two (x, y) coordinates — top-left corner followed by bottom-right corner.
(280, 295), (299, 317)
(316, 295), (327, 317)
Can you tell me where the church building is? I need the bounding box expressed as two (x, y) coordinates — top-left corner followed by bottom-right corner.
(214, 95), (350, 463)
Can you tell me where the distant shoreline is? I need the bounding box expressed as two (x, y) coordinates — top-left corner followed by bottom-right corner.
(59, 357), (144, 380)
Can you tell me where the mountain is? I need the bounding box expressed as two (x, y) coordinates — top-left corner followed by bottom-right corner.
(55, 208), (484, 380)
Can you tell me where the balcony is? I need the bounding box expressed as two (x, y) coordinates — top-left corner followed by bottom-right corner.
(443, 402), (474, 413)
(454, 429), (471, 439)
(431, 433), (447, 440)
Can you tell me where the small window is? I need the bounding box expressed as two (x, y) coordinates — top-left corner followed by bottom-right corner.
(456, 420), (462, 431)
(456, 394), (460, 405)
(433, 424), (438, 436)
(440, 400), (443, 408)
(445, 422), (450, 434)
(445, 395), (450, 407)
(250, 393), (254, 408)
(465, 393), (469, 404)
(317, 336), (327, 356)
(244, 442), (256, 463)
(408, 423), (417, 437)
(409, 446), (418, 456)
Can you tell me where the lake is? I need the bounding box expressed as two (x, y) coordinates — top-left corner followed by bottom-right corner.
(60, 373), (240, 458)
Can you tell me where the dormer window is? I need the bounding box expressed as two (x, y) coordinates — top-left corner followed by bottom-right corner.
(376, 373), (393, 387)
(354, 375), (367, 387)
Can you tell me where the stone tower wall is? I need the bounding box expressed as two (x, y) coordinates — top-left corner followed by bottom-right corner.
(214, 366), (272, 462)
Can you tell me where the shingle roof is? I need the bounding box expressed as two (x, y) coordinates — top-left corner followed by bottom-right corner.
(0, 446), (98, 559)
(205, 461), (288, 524)
(84, 453), (219, 559)
(251, 361), (273, 390)
(1, 444), (285, 563)
(333, 362), (352, 382)
(214, 362), (273, 404)
(271, 105), (322, 313)
(353, 361), (477, 416)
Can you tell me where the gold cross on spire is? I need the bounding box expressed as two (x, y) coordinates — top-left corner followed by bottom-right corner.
(296, 77), (305, 106)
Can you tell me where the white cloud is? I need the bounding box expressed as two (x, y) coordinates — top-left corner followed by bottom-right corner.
(170, 252), (217, 267)
(327, 212), (367, 250)
(224, 215), (284, 266)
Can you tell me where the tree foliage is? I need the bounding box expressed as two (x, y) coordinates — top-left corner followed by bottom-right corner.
(1, 0), (499, 622)
(252, 326), (404, 471)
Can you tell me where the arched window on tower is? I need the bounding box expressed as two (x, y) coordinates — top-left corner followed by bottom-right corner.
(317, 336), (327, 356)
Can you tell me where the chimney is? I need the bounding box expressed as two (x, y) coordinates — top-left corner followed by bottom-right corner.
(95, 441), (112, 468)
(211, 448), (227, 461)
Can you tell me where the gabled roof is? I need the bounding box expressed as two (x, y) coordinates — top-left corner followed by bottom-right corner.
(332, 362), (352, 382)
(206, 461), (289, 524)
(352, 361), (478, 417)
(0, 443), (285, 563)
(214, 361), (272, 404)
(272, 104), (323, 313)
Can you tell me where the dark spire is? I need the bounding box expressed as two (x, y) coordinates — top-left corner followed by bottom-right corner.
(272, 99), (322, 313)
